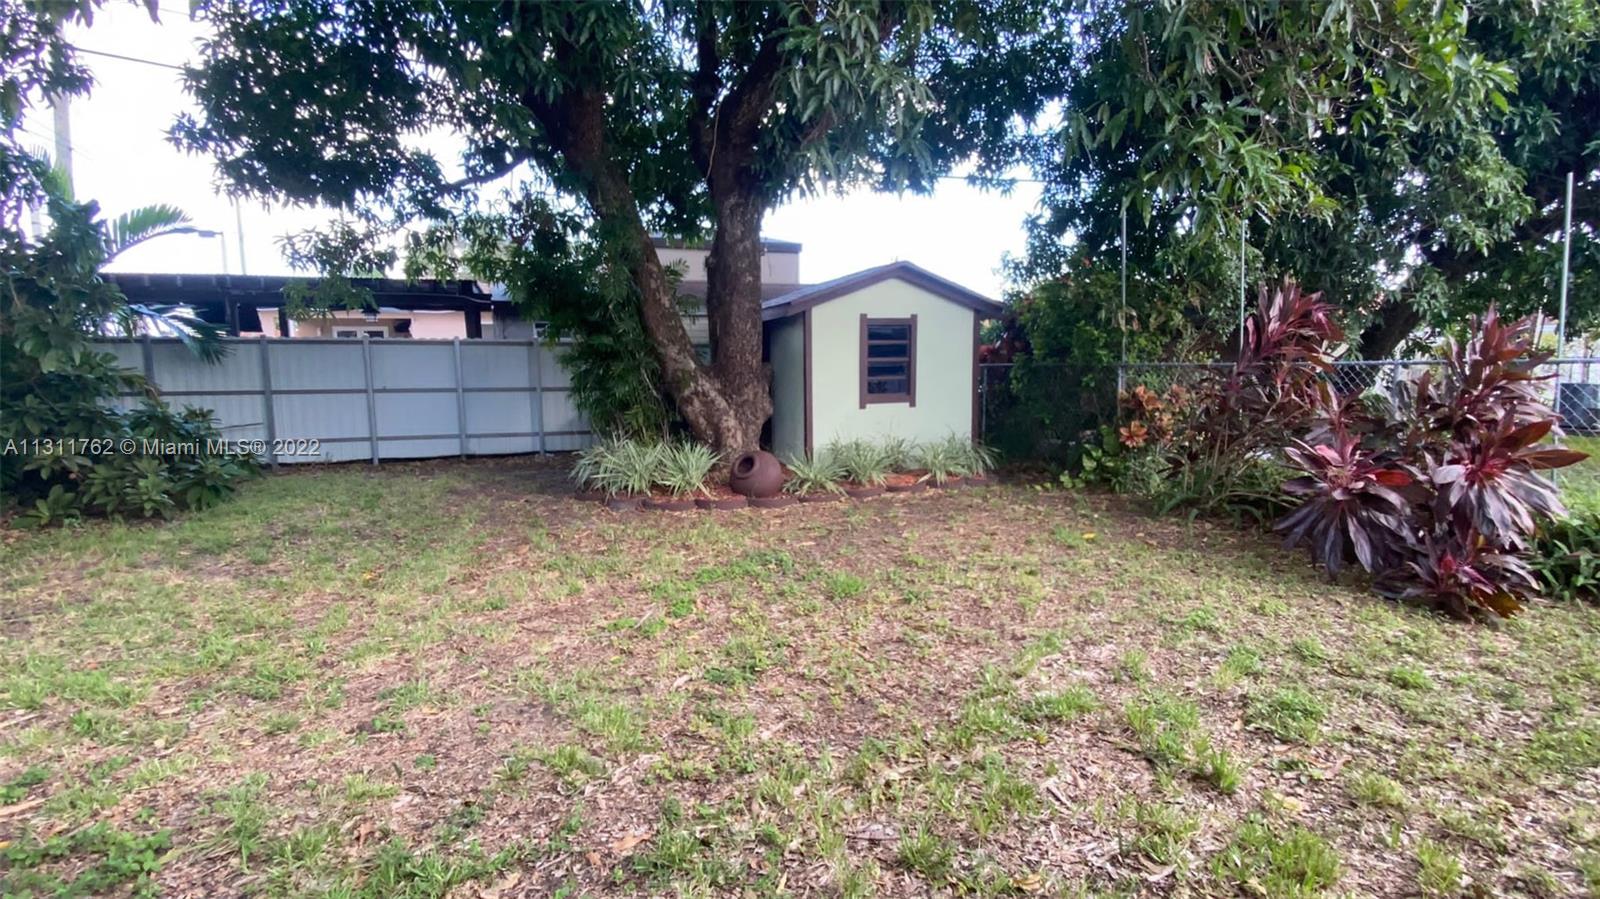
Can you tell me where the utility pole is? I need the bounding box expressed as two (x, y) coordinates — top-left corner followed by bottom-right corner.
(50, 93), (72, 191)
(234, 201), (248, 275)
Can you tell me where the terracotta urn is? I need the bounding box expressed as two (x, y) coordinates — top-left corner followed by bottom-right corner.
(728, 450), (784, 498)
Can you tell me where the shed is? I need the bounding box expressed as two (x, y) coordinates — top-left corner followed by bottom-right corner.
(762, 261), (1005, 462)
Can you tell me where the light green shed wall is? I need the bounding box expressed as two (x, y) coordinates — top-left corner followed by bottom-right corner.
(768, 315), (807, 462)
(808, 278), (975, 451)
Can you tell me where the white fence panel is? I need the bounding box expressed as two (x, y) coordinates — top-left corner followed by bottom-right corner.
(95, 337), (592, 464)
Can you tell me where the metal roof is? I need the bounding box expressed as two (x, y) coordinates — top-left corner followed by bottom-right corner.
(760, 261), (1004, 321)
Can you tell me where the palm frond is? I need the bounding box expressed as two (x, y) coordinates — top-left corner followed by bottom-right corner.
(105, 205), (192, 260)
(115, 304), (227, 362)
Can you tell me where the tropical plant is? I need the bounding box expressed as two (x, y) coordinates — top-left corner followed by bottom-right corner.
(1120, 279), (1339, 520)
(1374, 535), (1538, 620)
(952, 438), (998, 478)
(1277, 437), (1414, 575)
(1530, 510), (1600, 603)
(879, 436), (919, 472)
(916, 439), (962, 486)
(570, 437), (621, 492)
(783, 453), (844, 497)
(655, 442), (719, 497)
(1270, 307), (1587, 616)
(588, 439), (663, 498)
(2, 147), (250, 524)
(830, 440), (890, 487)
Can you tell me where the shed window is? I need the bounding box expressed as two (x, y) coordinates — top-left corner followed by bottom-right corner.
(859, 314), (916, 407)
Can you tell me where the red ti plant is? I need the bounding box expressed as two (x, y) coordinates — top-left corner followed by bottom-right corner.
(1277, 437), (1414, 575)
(1429, 418), (1588, 551)
(1274, 306), (1588, 617)
(1374, 533), (1537, 619)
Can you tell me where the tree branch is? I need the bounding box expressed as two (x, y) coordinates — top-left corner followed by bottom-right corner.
(689, 10), (721, 177)
(440, 155), (528, 194)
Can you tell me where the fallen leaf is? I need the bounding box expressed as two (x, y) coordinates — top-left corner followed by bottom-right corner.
(610, 831), (652, 854)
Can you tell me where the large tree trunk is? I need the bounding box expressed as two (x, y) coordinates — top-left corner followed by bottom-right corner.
(528, 87), (757, 454)
(704, 192), (773, 452)
(1357, 298), (1423, 359)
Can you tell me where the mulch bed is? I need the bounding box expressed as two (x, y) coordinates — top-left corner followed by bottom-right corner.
(580, 469), (991, 512)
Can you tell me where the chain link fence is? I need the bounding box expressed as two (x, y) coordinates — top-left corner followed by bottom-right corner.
(981, 357), (1600, 502)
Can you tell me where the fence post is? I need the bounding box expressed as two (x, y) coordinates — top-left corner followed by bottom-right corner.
(979, 367), (988, 443)
(362, 336), (379, 465)
(140, 333), (155, 383)
(528, 340), (546, 456)
(453, 339), (468, 459)
(257, 336), (278, 470)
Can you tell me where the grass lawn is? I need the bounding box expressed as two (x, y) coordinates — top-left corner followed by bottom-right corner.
(3, 457), (1599, 897)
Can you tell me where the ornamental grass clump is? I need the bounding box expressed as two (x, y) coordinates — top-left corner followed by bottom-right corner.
(917, 439), (962, 485)
(831, 439), (890, 487)
(952, 437), (997, 478)
(654, 442), (719, 497)
(879, 436), (920, 472)
(589, 439), (663, 498)
(783, 453), (845, 496)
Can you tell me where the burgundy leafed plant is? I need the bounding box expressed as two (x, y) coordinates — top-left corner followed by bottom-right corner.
(1277, 437), (1413, 575)
(1272, 305), (1588, 618)
(1374, 534), (1537, 619)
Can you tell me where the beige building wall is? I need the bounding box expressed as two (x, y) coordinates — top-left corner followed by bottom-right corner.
(273, 309), (492, 339)
(806, 278), (976, 453)
(656, 246), (800, 286)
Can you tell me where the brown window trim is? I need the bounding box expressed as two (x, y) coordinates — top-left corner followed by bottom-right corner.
(858, 314), (916, 408)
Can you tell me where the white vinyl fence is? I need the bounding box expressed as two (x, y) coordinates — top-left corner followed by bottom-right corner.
(95, 337), (593, 465)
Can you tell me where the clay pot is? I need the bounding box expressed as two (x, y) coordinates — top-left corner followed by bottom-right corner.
(729, 450), (784, 498)
(695, 495), (748, 511)
(643, 497), (697, 512)
(749, 495), (797, 509)
(844, 484), (885, 499)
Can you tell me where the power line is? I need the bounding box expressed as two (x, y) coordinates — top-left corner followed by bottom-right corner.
(70, 45), (186, 71)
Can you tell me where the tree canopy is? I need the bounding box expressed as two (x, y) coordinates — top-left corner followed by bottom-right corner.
(1012, 0), (1598, 358)
(175, 0), (1067, 451)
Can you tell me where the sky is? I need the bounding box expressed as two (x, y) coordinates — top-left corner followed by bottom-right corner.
(24, 4), (1045, 299)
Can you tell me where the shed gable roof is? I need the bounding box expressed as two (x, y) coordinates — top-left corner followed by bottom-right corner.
(760, 261), (1004, 321)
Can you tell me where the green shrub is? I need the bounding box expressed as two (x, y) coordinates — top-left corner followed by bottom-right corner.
(916, 439), (961, 485)
(1530, 509), (1599, 602)
(783, 453), (844, 496)
(951, 436), (997, 477)
(655, 442), (719, 496)
(11, 402), (257, 528)
(879, 436), (919, 472)
(588, 439), (663, 497)
(3, 183), (255, 526)
(830, 439), (890, 486)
